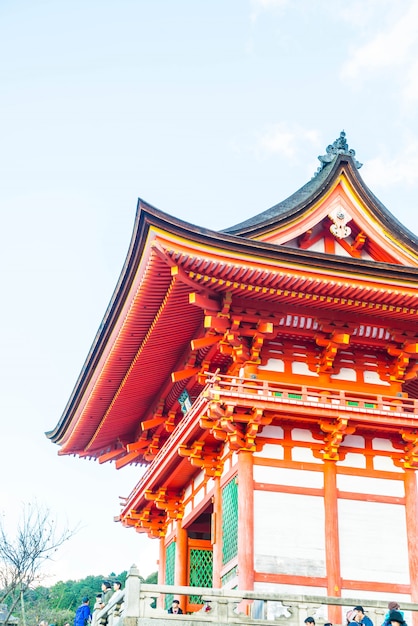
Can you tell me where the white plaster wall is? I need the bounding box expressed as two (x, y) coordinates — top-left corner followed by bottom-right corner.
(337, 474), (404, 497)
(254, 466), (323, 489)
(372, 437), (399, 451)
(259, 425), (284, 439)
(258, 358), (285, 372)
(338, 499), (409, 583)
(292, 445), (323, 464)
(331, 367), (357, 381)
(374, 455), (404, 472)
(254, 491), (326, 577)
(292, 361), (318, 376)
(253, 442), (284, 460)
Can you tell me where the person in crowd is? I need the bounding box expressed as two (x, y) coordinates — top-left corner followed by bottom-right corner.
(382, 603), (404, 626)
(324, 622), (333, 626)
(388, 610), (407, 626)
(74, 597), (91, 626)
(93, 593), (103, 611)
(113, 580), (123, 594)
(353, 606), (373, 626)
(98, 581), (113, 608)
(305, 618), (315, 626)
(168, 599), (183, 614)
(347, 610), (363, 625)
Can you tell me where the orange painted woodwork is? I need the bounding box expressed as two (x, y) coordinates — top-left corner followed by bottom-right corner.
(47, 133), (418, 599)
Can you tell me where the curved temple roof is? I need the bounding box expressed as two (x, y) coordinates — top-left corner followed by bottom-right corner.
(46, 132), (418, 466)
(224, 132), (418, 251)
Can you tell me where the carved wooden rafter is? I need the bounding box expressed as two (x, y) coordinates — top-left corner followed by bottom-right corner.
(145, 487), (184, 521)
(335, 231), (367, 258)
(171, 352), (199, 383)
(122, 508), (167, 538)
(178, 440), (224, 477)
(164, 411), (177, 433)
(143, 435), (161, 461)
(221, 328), (250, 364)
(352, 231), (367, 252)
(298, 227), (326, 250)
(319, 417), (355, 461)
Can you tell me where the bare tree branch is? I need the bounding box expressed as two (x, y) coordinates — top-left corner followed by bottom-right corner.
(0, 503), (77, 624)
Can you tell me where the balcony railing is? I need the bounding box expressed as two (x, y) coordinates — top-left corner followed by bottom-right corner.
(94, 565), (418, 626)
(203, 372), (418, 418)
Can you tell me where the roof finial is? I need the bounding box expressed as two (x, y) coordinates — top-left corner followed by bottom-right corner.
(315, 131), (362, 175)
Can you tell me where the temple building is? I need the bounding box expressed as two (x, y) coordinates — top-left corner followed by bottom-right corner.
(47, 133), (418, 620)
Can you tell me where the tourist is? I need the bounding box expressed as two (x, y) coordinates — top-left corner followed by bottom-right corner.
(168, 599), (183, 614)
(113, 580), (122, 593)
(74, 597), (91, 626)
(97, 581), (113, 608)
(93, 594), (103, 611)
(388, 610), (407, 626)
(382, 603), (404, 626)
(353, 606), (373, 626)
(347, 610), (363, 625)
(305, 618), (315, 626)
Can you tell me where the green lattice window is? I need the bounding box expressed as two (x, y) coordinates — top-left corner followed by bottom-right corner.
(164, 541), (176, 609)
(222, 478), (238, 565)
(188, 548), (213, 604)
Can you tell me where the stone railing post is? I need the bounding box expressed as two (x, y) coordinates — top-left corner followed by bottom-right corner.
(124, 564), (142, 620)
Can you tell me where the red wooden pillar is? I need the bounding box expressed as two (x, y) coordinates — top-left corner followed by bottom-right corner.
(323, 460), (342, 624)
(237, 449), (254, 591)
(175, 521), (188, 613)
(404, 469), (418, 626)
(212, 476), (222, 588)
(158, 537), (166, 608)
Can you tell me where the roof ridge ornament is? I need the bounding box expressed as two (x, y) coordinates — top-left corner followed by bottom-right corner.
(315, 130), (362, 176)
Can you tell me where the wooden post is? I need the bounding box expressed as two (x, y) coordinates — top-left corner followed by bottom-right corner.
(323, 460), (342, 625)
(212, 476), (223, 588)
(237, 449), (254, 591)
(175, 521), (188, 613)
(404, 469), (418, 626)
(157, 538), (165, 608)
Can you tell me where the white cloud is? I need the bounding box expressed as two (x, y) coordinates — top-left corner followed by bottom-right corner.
(337, 0), (403, 31)
(254, 124), (321, 160)
(250, 0), (289, 21)
(402, 58), (418, 105)
(341, 1), (418, 80)
(365, 143), (418, 188)
(252, 0), (288, 7)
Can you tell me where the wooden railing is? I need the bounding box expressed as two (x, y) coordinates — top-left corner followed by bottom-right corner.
(93, 565), (418, 626)
(203, 372), (418, 417)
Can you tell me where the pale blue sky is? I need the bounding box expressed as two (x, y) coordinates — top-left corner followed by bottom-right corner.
(1, 0), (418, 583)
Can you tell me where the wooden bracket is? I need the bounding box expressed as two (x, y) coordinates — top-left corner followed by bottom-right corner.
(400, 430), (418, 469)
(320, 417), (355, 461)
(178, 440), (223, 477)
(315, 325), (351, 373)
(144, 488), (184, 521)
